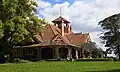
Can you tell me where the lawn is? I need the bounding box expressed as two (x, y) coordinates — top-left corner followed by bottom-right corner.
(0, 61), (120, 72)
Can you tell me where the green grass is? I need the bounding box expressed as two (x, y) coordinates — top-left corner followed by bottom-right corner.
(0, 61), (120, 72)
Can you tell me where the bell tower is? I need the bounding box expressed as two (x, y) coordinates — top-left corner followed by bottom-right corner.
(52, 16), (71, 36)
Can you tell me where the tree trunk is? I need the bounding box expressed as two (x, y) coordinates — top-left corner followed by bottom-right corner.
(0, 0), (2, 17)
(105, 52), (107, 58)
(0, 0), (2, 7)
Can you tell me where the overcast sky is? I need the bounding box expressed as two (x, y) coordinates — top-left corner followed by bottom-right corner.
(35, 0), (120, 51)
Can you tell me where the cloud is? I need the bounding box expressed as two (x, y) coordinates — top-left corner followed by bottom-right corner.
(36, 0), (120, 50)
(36, 0), (51, 8)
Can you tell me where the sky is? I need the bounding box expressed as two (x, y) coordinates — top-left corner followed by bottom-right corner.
(35, 0), (120, 51)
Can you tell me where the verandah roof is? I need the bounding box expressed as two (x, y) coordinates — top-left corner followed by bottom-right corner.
(13, 42), (80, 49)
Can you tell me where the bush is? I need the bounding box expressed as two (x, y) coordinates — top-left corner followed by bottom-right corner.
(12, 58), (20, 63)
(18, 59), (32, 63)
(45, 58), (72, 62)
(12, 58), (31, 63)
(45, 59), (62, 62)
(45, 58), (76, 62)
(76, 58), (113, 61)
(112, 57), (119, 61)
(0, 52), (5, 63)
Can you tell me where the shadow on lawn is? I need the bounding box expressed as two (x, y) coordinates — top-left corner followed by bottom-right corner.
(86, 69), (120, 72)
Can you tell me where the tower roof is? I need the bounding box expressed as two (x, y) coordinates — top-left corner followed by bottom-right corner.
(52, 16), (70, 24)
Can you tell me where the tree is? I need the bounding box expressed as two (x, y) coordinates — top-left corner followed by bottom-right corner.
(85, 42), (104, 58)
(0, 0), (45, 55)
(98, 13), (120, 60)
(104, 48), (113, 58)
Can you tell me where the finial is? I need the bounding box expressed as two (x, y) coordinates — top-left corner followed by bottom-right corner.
(60, 6), (62, 16)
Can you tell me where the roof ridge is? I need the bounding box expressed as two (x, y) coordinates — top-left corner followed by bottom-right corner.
(54, 27), (61, 35)
(74, 32), (82, 35)
(39, 33), (44, 41)
(57, 35), (66, 43)
(50, 24), (62, 35)
(51, 34), (59, 42)
(51, 34), (67, 44)
(61, 35), (72, 45)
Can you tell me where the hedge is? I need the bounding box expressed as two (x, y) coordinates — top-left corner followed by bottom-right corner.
(45, 59), (67, 61)
(12, 58), (32, 63)
(76, 58), (113, 61)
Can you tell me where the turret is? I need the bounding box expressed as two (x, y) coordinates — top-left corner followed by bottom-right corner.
(52, 16), (71, 36)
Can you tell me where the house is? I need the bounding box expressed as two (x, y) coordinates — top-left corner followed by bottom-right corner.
(13, 16), (91, 60)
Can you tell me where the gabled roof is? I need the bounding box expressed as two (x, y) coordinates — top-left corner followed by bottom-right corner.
(52, 16), (70, 23)
(34, 24), (90, 48)
(34, 24), (71, 45)
(14, 16), (91, 49)
(34, 35), (43, 42)
(67, 33), (90, 45)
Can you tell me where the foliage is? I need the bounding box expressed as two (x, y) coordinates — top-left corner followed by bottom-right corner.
(83, 42), (104, 58)
(98, 13), (120, 60)
(12, 58), (31, 63)
(104, 48), (114, 58)
(0, 20), (3, 38)
(0, 0), (45, 55)
(45, 59), (74, 62)
(99, 13), (120, 47)
(0, 52), (5, 63)
(76, 58), (113, 61)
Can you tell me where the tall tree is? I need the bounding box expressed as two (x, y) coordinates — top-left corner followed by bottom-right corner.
(98, 13), (120, 60)
(0, 0), (45, 54)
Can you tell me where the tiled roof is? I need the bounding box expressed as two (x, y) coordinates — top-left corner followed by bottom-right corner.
(52, 16), (70, 23)
(67, 33), (89, 45)
(14, 41), (77, 48)
(34, 24), (90, 47)
(34, 35), (43, 42)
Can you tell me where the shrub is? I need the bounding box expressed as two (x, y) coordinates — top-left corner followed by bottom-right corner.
(45, 58), (75, 62)
(18, 59), (32, 63)
(76, 58), (113, 61)
(12, 58), (31, 63)
(0, 52), (5, 63)
(45, 59), (61, 62)
(112, 57), (119, 61)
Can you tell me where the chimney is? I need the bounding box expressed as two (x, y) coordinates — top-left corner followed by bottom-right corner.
(61, 20), (64, 36)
